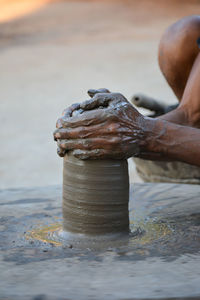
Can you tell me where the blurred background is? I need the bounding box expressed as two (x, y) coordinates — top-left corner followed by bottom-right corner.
(0, 0), (199, 189)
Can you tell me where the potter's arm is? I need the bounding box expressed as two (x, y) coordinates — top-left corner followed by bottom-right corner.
(139, 117), (200, 166)
(54, 90), (200, 166)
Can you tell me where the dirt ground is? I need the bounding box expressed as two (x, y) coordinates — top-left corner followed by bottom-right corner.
(0, 0), (199, 189)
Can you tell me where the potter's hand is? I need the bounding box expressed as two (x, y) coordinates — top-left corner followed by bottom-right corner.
(54, 89), (148, 159)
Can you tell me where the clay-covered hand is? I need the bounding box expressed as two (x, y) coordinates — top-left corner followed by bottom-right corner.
(54, 89), (148, 159)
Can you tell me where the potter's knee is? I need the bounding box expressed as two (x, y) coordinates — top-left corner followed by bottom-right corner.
(159, 15), (200, 57)
(158, 15), (200, 72)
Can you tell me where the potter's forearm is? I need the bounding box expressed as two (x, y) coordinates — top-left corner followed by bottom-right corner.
(140, 118), (200, 166)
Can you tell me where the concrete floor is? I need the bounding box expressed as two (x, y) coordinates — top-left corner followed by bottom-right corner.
(0, 0), (199, 189)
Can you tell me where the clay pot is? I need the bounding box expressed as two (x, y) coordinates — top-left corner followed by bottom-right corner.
(62, 153), (129, 235)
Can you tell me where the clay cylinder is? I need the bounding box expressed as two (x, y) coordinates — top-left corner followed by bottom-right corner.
(62, 154), (130, 235)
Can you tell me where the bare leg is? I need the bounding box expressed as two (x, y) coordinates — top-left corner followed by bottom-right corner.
(158, 15), (200, 127)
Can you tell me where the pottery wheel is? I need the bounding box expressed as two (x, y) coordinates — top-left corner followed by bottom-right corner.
(0, 183), (200, 300)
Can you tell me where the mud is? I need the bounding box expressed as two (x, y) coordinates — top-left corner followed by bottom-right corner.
(1, 183), (200, 299)
(62, 153), (129, 235)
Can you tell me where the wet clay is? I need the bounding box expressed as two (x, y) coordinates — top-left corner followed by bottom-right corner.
(62, 153), (129, 235)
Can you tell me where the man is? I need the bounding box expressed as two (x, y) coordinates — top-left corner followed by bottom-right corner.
(54, 16), (200, 167)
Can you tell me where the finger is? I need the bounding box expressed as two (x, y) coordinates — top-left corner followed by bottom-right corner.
(54, 123), (110, 140)
(57, 139), (93, 151)
(62, 102), (81, 118)
(57, 146), (66, 157)
(56, 118), (63, 129)
(54, 129), (59, 141)
(61, 108), (112, 128)
(82, 92), (128, 110)
(80, 93), (113, 110)
(57, 137), (120, 151)
(54, 127), (82, 140)
(88, 88), (110, 98)
(71, 149), (124, 160)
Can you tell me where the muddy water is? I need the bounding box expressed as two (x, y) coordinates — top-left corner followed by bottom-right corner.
(62, 153), (129, 235)
(23, 182), (200, 255)
(2, 183), (200, 300)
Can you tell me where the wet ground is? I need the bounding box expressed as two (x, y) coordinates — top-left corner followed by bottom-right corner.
(1, 182), (200, 299)
(1, 0), (200, 189)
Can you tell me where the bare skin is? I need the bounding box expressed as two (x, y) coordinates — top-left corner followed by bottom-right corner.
(54, 16), (200, 167)
(158, 15), (200, 128)
(54, 90), (147, 159)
